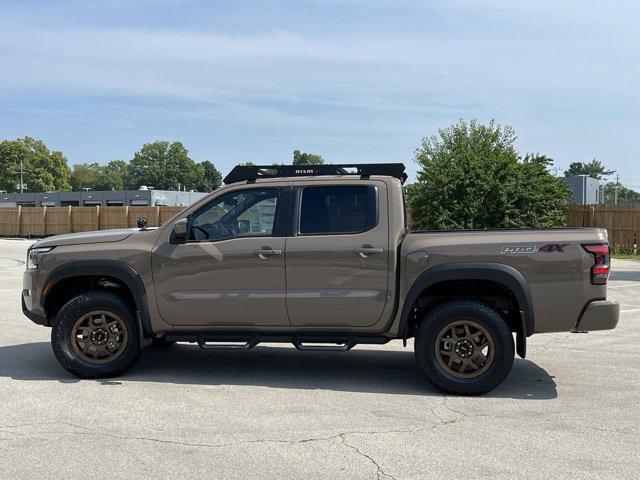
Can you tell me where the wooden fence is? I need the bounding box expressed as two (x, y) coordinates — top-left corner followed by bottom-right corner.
(566, 205), (640, 250)
(2, 204), (639, 249)
(0, 206), (186, 237)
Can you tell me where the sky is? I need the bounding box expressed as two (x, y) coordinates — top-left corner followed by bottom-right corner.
(0, 0), (638, 187)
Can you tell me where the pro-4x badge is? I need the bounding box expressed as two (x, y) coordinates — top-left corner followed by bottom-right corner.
(539, 243), (570, 253)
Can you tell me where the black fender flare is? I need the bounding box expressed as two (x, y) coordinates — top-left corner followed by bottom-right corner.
(399, 262), (534, 355)
(43, 261), (152, 340)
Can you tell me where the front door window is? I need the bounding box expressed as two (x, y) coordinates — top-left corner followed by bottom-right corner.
(190, 188), (279, 242)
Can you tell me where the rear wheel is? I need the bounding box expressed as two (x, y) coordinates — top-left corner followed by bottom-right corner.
(51, 291), (142, 378)
(414, 300), (514, 395)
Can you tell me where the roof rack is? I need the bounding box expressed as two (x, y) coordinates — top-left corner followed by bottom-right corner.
(223, 163), (406, 184)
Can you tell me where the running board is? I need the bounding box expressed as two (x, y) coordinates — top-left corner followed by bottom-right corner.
(196, 334), (260, 351)
(292, 337), (357, 352)
(163, 333), (390, 352)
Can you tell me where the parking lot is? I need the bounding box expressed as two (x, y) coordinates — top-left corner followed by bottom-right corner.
(1, 238), (639, 479)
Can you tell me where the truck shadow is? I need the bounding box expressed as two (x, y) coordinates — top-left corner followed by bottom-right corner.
(0, 342), (557, 399)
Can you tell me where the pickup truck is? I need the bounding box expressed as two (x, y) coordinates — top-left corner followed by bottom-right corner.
(22, 163), (619, 395)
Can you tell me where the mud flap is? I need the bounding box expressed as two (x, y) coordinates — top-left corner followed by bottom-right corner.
(517, 310), (527, 358)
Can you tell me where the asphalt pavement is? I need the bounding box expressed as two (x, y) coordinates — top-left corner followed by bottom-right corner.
(1, 239), (638, 479)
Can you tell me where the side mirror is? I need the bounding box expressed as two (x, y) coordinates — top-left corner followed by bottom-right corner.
(173, 218), (188, 240)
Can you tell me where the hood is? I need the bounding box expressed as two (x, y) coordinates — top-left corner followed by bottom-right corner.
(33, 228), (148, 248)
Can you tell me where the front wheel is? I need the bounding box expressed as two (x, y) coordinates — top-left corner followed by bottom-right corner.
(414, 300), (515, 395)
(51, 291), (142, 378)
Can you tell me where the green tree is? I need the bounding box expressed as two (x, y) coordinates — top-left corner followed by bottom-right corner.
(196, 160), (222, 192)
(105, 160), (129, 188)
(0, 137), (71, 192)
(565, 158), (614, 180)
(293, 150), (324, 165)
(406, 120), (571, 230)
(127, 141), (201, 190)
(71, 162), (124, 191)
(70, 163), (98, 191)
(603, 182), (640, 204)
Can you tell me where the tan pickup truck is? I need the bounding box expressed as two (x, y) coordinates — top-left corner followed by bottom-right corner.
(22, 164), (619, 395)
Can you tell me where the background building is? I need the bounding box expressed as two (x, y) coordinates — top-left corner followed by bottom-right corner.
(563, 175), (601, 205)
(0, 188), (208, 207)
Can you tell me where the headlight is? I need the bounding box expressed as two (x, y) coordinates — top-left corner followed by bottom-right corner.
(26, 247), (53, 270)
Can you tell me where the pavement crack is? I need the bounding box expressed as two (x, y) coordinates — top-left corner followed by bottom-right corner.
(339, 434), (394, 480)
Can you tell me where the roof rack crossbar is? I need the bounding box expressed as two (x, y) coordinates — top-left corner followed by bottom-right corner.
(223, 163), (406, 184)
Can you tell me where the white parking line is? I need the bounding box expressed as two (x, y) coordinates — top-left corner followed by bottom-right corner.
(0, 288), (21, 292)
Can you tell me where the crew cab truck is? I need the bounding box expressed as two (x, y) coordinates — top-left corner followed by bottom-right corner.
(22, 163), (619, 395)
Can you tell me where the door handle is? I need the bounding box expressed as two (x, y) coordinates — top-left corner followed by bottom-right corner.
(354, 246), (384, 258)
(253, 248), (282, 259)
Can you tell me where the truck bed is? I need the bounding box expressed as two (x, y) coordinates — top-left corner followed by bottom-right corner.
(401, 227), (609, 333)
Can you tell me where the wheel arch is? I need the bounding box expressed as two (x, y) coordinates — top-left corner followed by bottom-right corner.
(43, 261), (152, 340)
(400, 263), (533, 356)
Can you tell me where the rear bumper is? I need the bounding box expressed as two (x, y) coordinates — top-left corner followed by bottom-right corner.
(574, 300), (619, 332)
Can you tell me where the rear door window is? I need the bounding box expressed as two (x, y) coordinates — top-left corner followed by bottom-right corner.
(299, 186), (377, 235)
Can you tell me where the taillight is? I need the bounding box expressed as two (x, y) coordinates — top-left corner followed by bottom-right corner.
(582, 243), (610, 285)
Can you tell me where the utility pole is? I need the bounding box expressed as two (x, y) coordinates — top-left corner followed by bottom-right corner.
(15, 159), (27, 193)
(614, 173), (619, 205)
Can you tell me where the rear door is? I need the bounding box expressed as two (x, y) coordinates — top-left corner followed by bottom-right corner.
(285, 181), (390, 327)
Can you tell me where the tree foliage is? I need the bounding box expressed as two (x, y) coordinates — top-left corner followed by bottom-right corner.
(127, 141), (203, 191)
(293, 149), (324, 165)
(66, 142), (222, 192)
(565, 159), (614, 180)
(71, 161), (126, 191)
(406, 120), (571, 230)
(603, 181), (640, 204)
(0, 137), (72, 192)
(196, 160), (222, 192)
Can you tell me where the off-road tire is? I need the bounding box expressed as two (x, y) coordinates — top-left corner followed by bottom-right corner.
(51, 291), (142, 378)
(414, 300), (515, 395)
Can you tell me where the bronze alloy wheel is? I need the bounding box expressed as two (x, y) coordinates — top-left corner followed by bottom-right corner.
(434, 319), (495, 379)
(71, 310), (128, 364)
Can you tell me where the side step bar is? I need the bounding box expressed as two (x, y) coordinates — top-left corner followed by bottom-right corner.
(196, 334), (260, 351)
(163, 333), (391, 352)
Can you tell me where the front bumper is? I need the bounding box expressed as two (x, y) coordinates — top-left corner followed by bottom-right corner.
(22, 295), (47, 325)
(574, 300), (620, 332)
(22, 269), (48, 326)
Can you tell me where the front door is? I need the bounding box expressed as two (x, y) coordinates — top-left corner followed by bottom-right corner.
(285, 182), (390, 327)
(152, 186), (290, 327)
